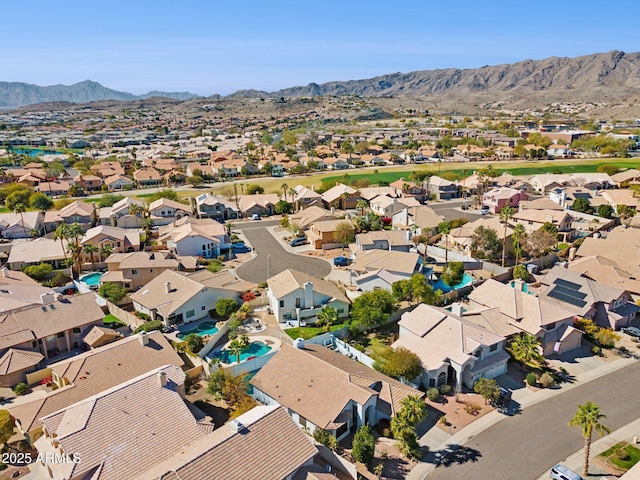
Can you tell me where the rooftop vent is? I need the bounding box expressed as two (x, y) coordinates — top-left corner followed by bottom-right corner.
(294, 338), (305, 349)
(229, 420), (245, 434)
(139, 331), (149, 346)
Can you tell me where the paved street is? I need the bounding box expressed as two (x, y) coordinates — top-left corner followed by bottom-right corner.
(427, 360), (640, 480)
(235, 227), (331, 283)
(428, 198), (484, 223)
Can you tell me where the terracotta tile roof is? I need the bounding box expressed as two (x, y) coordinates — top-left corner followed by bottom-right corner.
(130, 269), (204, 317)
(267, 269), (349, 304)
(35, 365), (204, 480)
(148, 406), (318, 480)
(148, 197), (191, 213)
(251, 344), (420, 429)
(290, 206), (339, 230)
(82, 325), (123, 348)
(321, 183), (359, 203)
(9, 331), (183, 433)
(0, 348), (43, 375)
(349, 250), (419, 276)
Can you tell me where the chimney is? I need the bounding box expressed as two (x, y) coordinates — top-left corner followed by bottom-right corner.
(294, 338), (305, 349)
(451, 303), (465, 317)
(1, 267), (8, 278)
(158, 371), (167, 387)
(40, 292), (56, 305)
(230, 420), (245, 434)
(303, 281), (314, 309)
(514, 279), (525, 291)
(139, 331), (149, 346)
(165, 282), (171, 294)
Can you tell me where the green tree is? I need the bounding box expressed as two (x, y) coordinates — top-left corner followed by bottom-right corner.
(184, 333), (204, 354)
(274, 200), (292, 214)
(350, 290), (395, 328)
(228, 335), (250, 364)
(0, 410), (15, 448)
(13, 203), (28, 239)
(437, 221), (451, 262)
(215, 298), (239, 319)
(499, 206), (514, 267)
(65, 222), (85, 279)
(572, 198), (591, 213)
(540, 222), (558, 235)
(373, 346), (423, 381)
(512, 223), (527, 264)
(316, 305), (339, 332)
(441, 262), (465, 288)
(391, 395), (427, 459)
(148, 189), (179, 202)
(596, 204), (614, 219)
(569, 401), (610, 477)
(98, 282), (128, 303)
(334, 221), (355, 250)
(29, 192), (53, 212)
(100, 244), (113, 261)
(246, 184), (264, 195)
(512, 264), (529, 281)
(23, 263), (53, 281)
(83, 244), (99, 271)
(280, 182), (289, 201)
(470, 226), (502, 262)
(5, 189), (32, 211)
(54, 223), (70, 267)
(509, 333), (543, 366)
(352, 425), (376, 464)
(356, 198), (368, 216)
(473, 377), (501, 405)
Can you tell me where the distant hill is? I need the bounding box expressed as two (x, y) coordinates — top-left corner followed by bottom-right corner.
(225, 50), (640, 102)
(0, 80), (201, 108)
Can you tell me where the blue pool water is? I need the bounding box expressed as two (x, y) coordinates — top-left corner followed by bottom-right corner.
(8, 147), (67, 157)
(80, 272), (103, 287)
(430, 273), (474, 293)
(215, 341), (272, 364)
(510, 281), (529, 293)
(177, 321), (220, 339)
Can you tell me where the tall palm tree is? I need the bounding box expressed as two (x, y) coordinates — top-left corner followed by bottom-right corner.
(13, 203), (28, 239)
(280, 183), (288, 201)
(398, 395), (428, 425)
(509, 333), (543, 367)
(316, 306), (338, 333)
(100, 244), (113, 262)
(128, 203), (145, 230)
(54, 223), (70, 267)
(439, 223), (451, 263)
(288, 188), (296, 208)
(512, 223), (527, 265)
(569, 401), (610, 477)
(373, 169), (380, 185)
(66, 223), (85, 279)
(83, 244), (99, 271)
(499, 206), (514, 267)
(224, 221), (233, 236)
(356, 199), (368, 216)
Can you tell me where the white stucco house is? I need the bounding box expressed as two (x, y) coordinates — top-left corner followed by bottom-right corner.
(158, 217), (229, 258)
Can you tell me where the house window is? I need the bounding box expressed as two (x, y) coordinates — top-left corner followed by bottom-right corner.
(32, 341), (37, 348)
(489, 343), (498, 352)
(201, 306), (206, 311)
(547, 322), (556, 330)
(57, 332), (64, 339)
(279, 300), (284, 308)
(202, 245), (206, 251)
(295, 298), (301, 308)
(186, 310), (195, 318)
(131, 269), (138, 275)
(72, 328), (81, 333)
(299, 415), (307, 428)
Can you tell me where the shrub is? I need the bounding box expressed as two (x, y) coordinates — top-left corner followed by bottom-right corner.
(512, 264), (529, 282)
(593, 329), (619, 348)
(23, 263), (52, 281)
(464, 404), (482, 416)
(375, 418), (393, 438)
(592, 345), (601, 356)
(616, 447), (631, 461)
(474, 377), (501, 404)
(352, 425), (376, 464)
(215, 298), (239, 317)
(241, 291), (256, 303)
(427, 387), (440, 402)
(134, 311), (151, 321)
(313, 428), (338, 451)
(206, 259), (224, 273)
(373, 347), (422, 381)
(526, 373), (537, 386)
(439, 416), (448, 425)
(184, 333), (204, 354)
(48, 272), (71, 287)
(98, 282), (128, 303)
(258, 282), (268, 289)
(13, 383), (29, 396)
(439, 384), (452, 396)
(133, 319), (164, 334)
(539, 372), (555, 388)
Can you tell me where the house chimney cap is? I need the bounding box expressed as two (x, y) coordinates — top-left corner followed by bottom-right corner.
(158, 371), (167, 387)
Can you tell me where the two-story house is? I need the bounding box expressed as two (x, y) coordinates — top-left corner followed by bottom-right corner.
(157, 217), (229, 258)
(321, 183), (361, 210)
(43, 200), (96, 233)
(98, 197), (146, 229)
(102, 251), (198, 290)
(148, 197), (191, 226)
(389, 178), (428, 203)
(195, 193), (239, 221)
(482, 187), (528, 214)
(428, 176), (461, 200)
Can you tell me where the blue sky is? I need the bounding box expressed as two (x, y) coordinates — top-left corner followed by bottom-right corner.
(1, 0), (638, 96)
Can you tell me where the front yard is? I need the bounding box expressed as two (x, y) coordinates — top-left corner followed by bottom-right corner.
(597, 441), (640, 473)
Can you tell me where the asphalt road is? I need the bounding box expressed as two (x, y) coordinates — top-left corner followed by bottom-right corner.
(235, 227), (331, 283)
(428, 198), (483, 223)
(428, 360), (640, 480)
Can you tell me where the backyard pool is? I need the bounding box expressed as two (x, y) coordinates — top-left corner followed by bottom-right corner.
(510, 281), (530, 293)
(430, 273), (474, 293)
(80, 272), (103, 288)
(177, 321), (220, 339)
(215, 341), (272, 364)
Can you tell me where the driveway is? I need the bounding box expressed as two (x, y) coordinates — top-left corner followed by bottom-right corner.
(236, 227), (331, 283)
(429, 199), (484, 223)
(427, 360), (640, 480)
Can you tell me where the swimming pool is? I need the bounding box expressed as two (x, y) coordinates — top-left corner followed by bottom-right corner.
(215, 341), (272, 364)
(430, 273), (474, 293)
(80, 272), (103, 287)
(177, 321), (220, 339)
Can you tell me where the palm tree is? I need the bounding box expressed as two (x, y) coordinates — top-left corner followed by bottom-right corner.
(398, 395), (428, 425)
(316, 306), (338, 333)
(288, 188), (296, 208)
(83, 244), (99, 271)
(356, 199), (368, 216)
(512, 223), (527, 265)
(373, 169), (380, 185)
(280, 183), (288, 201)
(224, 221), (233, 236)
(569, 401), (610, 477)
(128, 203), (145, 230)
(439, 223), (451, 263)
(509, 333), (543, 367)
(13, 203), (28, 239)
(499, 206), (514, 267)
(54, 223), (70, 267)
(66, 223), (85, 279)
(100, 244), (113, 261)
(228, 335), (250, 364)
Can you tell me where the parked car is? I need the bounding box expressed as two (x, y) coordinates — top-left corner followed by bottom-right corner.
(232, 242), (250, 252)
(480, 205), (490, 215)
(490, 387), (512, 413)
(621, 326), (640, 339)
(333, 256), (352, 266)
(251, 213), (261, 220)
(289, 237), (307, 247)
(550, 464), (583, 480)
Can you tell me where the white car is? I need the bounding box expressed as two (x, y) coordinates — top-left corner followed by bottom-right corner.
(480, 206), (490, 215)
(550, 464), (583, 480)
(251, 213), (261, 221)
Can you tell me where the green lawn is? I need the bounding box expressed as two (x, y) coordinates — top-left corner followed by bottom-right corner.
(284, 323), (347, 340)
(598, 442), (640, 470)
(0, 206), (9, 214)
(103, 314), (126, 328)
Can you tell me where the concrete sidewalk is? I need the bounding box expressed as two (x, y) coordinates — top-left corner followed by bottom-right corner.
(407, 355), (637, 480)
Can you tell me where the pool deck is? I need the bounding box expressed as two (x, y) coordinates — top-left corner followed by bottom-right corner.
(213, 335), (282, 366)
(164, 318), (225, 343)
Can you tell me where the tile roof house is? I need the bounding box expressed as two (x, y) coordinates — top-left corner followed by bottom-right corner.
(33, 365), (209, 480)
(355, 230), (412, 253)
(321, 183), (361, 210)
(567, 255), (640, 295)
(466, 279), (582, 356)
(148, 197), (192, 226)
(103, 173), (134, 191)
(575, 226), (640, 279)
(133, 167), (162, 186)
(195, 193), (239, 220)
(482, 187), (528, 214)
(0, 269), (60, 313)
(389, 178), (428, 203)
(610, 168), (640, 186)
(289, 206), (340, 231)
(0, 348), (44, 387)
(289, 185), (323, 211)
(427, 176), (461, 200)
(348, 250), (421, 279)
(0, 211), (44, 239)
(251, 343), (422, 440)
(512, 208), (575, 242)
(102, 251), (198, 291)
(130, 269), (245, 326)
(392, 205), (445, 238)
(98, 196), (146, 229)
(81, 225), (140, 259)
(10, 330), (184, 443)
(306, 219), (354, 249)
(267, 269), (350, 325)
(392, 304), (509, 389)
(237, 193), (280, 218)
(600, 189), (640, 214)
(537, 266), (639, 330)
(7, 238), (68, 270)
(43, 200), (96, 233)
(157, 217), (228, 258)
(145, 405), (319, 480)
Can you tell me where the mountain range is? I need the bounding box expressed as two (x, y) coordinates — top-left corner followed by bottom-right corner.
(2, 50), (640, 109)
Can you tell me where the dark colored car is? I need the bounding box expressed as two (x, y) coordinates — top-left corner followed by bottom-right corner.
(232, 242), (250, 252)
(333, 256), (352, 266)
(621, 326), (640, 339)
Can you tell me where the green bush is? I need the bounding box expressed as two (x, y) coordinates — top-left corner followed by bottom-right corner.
(134, 311), (151, 321)
(427, 387), (440, 402)
(313, 428), (338, 451)
(184, 333), (204, 354)
(48, 272), (71, 287)
(512, 264), (529, 282)
(352, 425), (375, 464)
(439, 384), (452, 396)
(526, 373), (537, 386)
(215, 298), (240, 317)
(133, 319), (164, 334)
(23, 263), (53, 281)
(539, 372), (555, 388)
(592, 345), (601, 356)
(98, 282), (128, 303)
(13, 383), (29, 396)
(616, 448), (631, 461)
